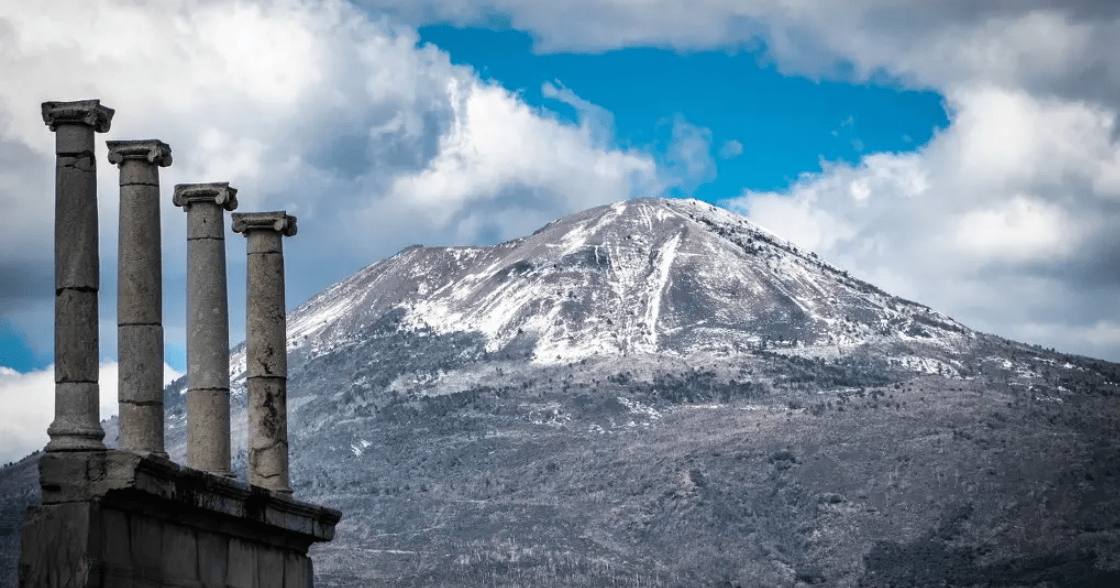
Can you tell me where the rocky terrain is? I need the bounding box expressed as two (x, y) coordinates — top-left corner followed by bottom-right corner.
(3, 198), (1119, 587)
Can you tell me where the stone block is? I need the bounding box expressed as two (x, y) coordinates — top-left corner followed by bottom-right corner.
(54, 173), (99, 290)
(187, 388), (232, 474)
(19, 503), (95, 588)
(118, 324), (163, 402)
(197, 531), (228, 588)
(246, 232), (284, 255)
(130, 515), (163, 578)
(249, 375), (290, 493)
(258, 546), (285, 588)
(185, 203), (228, 240)
(226, 538), (257, 588)
(118, 402), (165, 454)
(55, 288), (99, 382)
(47, 381), (106, 452)
(53, 123), (95, 154)
(101, 508), (132, 569)
(118, 182), (163, 324)
(284, 552), (312, 588)
(43, 99), (113, 134)
(117, 158), (161, 186)
(161, 522), (199, 583)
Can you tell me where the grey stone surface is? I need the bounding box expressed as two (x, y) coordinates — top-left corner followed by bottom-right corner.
(226, 538), (255, 588)
(53, 288), (99, 383)
(52, 123), (95, 155)
(116, 403), (162, 456)
(117, 325), (163, 403)
(257, 546), (284, 588)
(53, 156), (98, 290)
(130, 515), (162, 577)
(21, 451), (339, 587)
(41, 99), (114, 134)
(186, 388), (232, 476)
(107, 139), (172, 172)
(161, 523), (198, 582)
(111, 140), (170, 458)
(248, 376), (289, 492)
(233, 211), (297, 495)
(174, 183), (237, 476)
(18, 502), (95, 588)
(101, 508), (131, 568)
(45, 99), (111, 454)
(45, 384), (104, 452)
(197, 531), (228, 588)
(284, 552), (312, 588)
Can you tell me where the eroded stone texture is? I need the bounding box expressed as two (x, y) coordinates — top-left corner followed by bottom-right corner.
(174, 182), (238, 476)
(233, 212), (297, 494)
(20, 451), (340, 588)
(110, 139), (172, 457)
(43, 100), (113, 452)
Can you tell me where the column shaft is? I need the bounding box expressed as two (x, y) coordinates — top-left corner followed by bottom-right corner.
(110, 140), (171, 456)
(233, 212), (296, 494)
(174, 183), (238, 476)
(43, 100), (113, 452)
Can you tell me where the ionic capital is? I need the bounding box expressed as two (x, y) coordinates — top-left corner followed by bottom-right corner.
(232, 211), (298, 237)
(42, 100), (114, 133)
(173, 183), (238, 211)
(107, 140), (172, 167)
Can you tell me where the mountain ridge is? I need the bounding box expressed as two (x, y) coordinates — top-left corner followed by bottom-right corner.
(4, 197), (1119, 587)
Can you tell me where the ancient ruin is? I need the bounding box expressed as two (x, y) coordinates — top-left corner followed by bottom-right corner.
(173, 182), (238, 477)
(110, 139), (172, 457)
(19, 100), (340, 588)
(233, 211), (298, 494)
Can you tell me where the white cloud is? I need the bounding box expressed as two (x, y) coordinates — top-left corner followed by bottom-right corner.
(724, 85), (1120, 358)
(0, 362), (183, 464)
(718, 139), (743, 160)
(349, 0), (1120, 359)
(659, 115), (717, 197)
(0, 0), (663, 362)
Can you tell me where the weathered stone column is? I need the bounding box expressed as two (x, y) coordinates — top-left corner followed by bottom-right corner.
(42, 100), (114, 452)
(173, 183), (237, 476)
(108, 140), (172, 457)
(232, 211), (296, 494)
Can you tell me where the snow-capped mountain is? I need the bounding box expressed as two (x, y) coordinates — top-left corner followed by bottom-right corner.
(5, 198), (1119, 588)
(231, 198), (971, 391)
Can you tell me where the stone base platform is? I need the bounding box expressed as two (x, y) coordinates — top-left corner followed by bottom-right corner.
(18, 451), (341, 588)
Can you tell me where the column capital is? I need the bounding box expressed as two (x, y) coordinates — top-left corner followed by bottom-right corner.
(107, 139), (172, 167)
(232, 211), (297, 237)
(173, 182), (238, 211)
(42, 100), (114, 133)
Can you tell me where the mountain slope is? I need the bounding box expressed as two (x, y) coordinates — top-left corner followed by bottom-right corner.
(3, 198), (1119, 587)
(247, 198), (971, 389)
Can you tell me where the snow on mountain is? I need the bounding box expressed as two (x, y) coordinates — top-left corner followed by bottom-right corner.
(232, 197), (971, 388)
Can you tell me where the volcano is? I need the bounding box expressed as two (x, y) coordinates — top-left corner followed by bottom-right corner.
(3, 198), (1119, 587)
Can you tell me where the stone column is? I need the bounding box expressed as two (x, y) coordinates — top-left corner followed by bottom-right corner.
(173, 183), (238, 476)
(232, 211), (296, 494)
(42, 100), (114, 452)
(108, 140), (172, 457)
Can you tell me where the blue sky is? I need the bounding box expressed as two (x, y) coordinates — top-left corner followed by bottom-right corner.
(1, 0), (1118, 462)
(417, 24), (949, 200)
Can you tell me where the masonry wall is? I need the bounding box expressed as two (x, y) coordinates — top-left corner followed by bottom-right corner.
(21, 501), (314, 588)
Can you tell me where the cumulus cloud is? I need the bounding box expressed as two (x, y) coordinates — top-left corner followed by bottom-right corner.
(0, 0), (664, 362)
(352, 0), (1120, 359)
(725, 85), (1120, 359)
(718, 139), (743, 160)
(658, 115), (717, 197)
(0, 362), (182, 464)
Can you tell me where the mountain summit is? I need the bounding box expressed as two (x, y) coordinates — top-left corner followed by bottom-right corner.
(274, 198), (967, 374)
(4, 198), (1119, 588)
